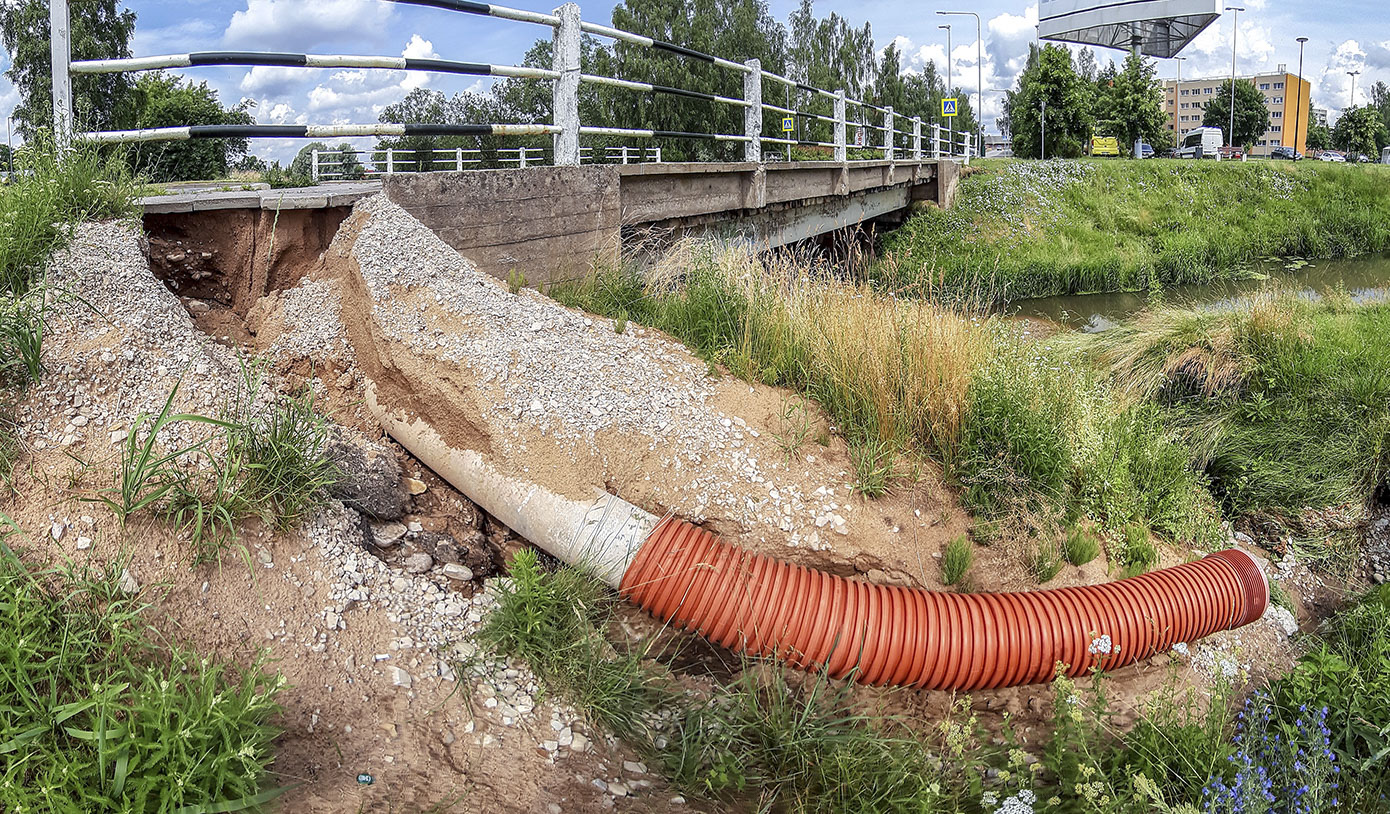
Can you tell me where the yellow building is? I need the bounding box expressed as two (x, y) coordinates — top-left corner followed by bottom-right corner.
(1162, 68), (1312, 156)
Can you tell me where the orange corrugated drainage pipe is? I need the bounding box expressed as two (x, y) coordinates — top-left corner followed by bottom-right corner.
(619, 517), (1268, 690)
(367, 391), (1268, 691)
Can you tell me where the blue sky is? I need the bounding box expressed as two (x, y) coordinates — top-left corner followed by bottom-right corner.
(2, 0), (1385, 163)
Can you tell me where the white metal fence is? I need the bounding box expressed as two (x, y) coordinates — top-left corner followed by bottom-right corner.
(310, 144), (663, 179)
(50, 0), (975, 167)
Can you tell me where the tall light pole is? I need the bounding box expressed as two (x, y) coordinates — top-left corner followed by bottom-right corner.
(938, 11), (983, 157)
(1174, 56), (1186, 140)
(1348, 70), (1360, 109)
(1040, 98), (1047, 160)
(939, 23), (953, 154)
(1225, 6), (1243, 150)
(1294, 37), (1308, 155)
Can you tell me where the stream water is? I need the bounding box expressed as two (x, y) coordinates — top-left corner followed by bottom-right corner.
(1011, 254), (1390, 331)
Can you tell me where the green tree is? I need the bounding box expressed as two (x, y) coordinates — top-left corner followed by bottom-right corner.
(289, 142), (330, 178)
(1094, 52), (1168, 155)
(377, 88), (521, 170)
(232, 154), (268, 174)
(1201, 79), (1269, 149)
(1006, 44), (1093, 159)
(0, 0), (137, 138)
(126, 73), (253, 181)
(1331, 106), (1389, 157)
(1368, 81), (1390, 136)
(1306, 121), (1331, 152)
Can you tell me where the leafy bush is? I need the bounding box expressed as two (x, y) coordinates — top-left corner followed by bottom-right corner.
(0, 541), (281, 811)
(940, 535), (973, 586)
(1264, 585), (1390, 808)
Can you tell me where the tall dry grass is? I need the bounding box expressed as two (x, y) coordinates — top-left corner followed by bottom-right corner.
(606, 240), (992, 467)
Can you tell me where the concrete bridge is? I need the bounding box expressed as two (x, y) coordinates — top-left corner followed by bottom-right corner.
(141, 158), (959, 285)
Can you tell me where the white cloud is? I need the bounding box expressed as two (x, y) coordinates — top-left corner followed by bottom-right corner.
(224, 0), (395, 50)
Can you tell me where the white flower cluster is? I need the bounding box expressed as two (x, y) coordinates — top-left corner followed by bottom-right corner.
(1087, 634), (1114, 655)
(1170, 641), (1190, 656)
(994, 789), (1037, 814)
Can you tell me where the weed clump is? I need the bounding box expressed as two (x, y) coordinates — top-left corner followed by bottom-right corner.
(1062, 525), (1101, 566)
(940, 534), (973, 586)
(94, 370), (339, 563)
(0, 531), (280, 811)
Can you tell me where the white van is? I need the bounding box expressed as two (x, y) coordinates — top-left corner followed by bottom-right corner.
(1381, 146), (1390, 165)
(1178, 127), (1224, 160)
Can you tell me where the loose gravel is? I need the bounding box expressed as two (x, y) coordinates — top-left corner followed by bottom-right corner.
(347, 195), (855, 546)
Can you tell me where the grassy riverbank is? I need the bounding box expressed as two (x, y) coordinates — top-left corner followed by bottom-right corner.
(880, 159), (1390, 301)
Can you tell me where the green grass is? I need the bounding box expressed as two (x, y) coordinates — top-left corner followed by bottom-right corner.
(93, 373), (339, 564)
(0, 138), (139, 296)
(939, 535), (973, 586)
(1086, 293), (1390, 525)
(1061, 525), (1101, 566)
(0, 529), (281, 812)
(882, 159), (1390, 300)
(481, 550), (995, 813)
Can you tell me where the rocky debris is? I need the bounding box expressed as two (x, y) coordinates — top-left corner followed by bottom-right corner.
(118, 568), (139, 595)
(403, 476), (427, 496)
(346, 194), (858, 543)
(325, 429), (409, 520)
(371, 522), (408, 547)
(442, 563), (474, 582)
(404, 552), (433, 574)
(258, 278), (355, 365)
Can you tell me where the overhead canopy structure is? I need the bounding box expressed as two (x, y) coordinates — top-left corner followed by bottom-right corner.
(1038, 0), (1221, 58)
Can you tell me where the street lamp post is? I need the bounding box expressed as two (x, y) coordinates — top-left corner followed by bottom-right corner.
(1225, 6), (1243, 150)
(1040, 98), (1046, 160)
(938, 11), (983, 157)
(1348, 70), (1360, 109)
(939, 23), (952, 155)
(1294, 37), (1308, 156)
(1174, 56), (1186, 141)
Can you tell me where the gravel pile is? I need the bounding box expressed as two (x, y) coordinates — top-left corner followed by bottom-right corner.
(265, 278), (355, 366)
(347, 194), (852, 541)
(16, 222), (256, 455)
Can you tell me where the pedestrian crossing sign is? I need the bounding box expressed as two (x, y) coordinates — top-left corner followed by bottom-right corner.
(782, 116), (794, 132)
(942, 98), (958, 117)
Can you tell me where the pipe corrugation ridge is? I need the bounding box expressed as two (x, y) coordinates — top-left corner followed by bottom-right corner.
(619, 517), (1268, 689)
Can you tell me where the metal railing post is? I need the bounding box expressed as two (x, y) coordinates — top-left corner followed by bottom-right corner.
(912, 117), (922, 160)
(934, 123), (942, 159)
(456, 147), (464, 171)
(50, 0), (73, 153)
(311, 148), (320, 181)
(833, 91), (847, 163)
(883, 106), (894, 162)
(385, 148), (395, 174)
(552, 2), (581, 166)
(742, 58), (762, 162)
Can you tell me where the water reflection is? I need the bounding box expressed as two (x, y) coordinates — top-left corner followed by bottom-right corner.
(1011, 255), (1390, 331)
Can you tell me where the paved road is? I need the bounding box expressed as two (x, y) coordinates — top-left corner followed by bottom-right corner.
(140, 181), (381, 213)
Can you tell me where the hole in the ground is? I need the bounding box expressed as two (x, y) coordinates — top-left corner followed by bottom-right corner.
(143, 207), (352, 340)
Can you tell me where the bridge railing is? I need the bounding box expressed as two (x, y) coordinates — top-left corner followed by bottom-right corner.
(48, 0), (972, 166)
(309, 144), (662, 179)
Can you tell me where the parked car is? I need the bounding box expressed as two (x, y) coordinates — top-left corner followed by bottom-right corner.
(1136, 142), (1155, 159)
(1381, 146), (1390, 164)
(1270, 145), (1302, 160)
(1177, 126), (1223, 159)
(1090, 135), (1120, 156)
(1318, 151), (1346, 162)
(985, 147), (1014, 158)
(1354, 153), (1373, 163)
(1218, 146), (1244, 161)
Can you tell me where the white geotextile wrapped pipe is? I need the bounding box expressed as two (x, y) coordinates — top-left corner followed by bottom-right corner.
(365, 383), (655, 587)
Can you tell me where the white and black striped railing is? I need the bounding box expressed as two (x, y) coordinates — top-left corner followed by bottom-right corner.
(48, 0), (973, 167)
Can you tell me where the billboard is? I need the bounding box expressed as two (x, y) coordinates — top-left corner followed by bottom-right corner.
(1038, 0), (1221, 58)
